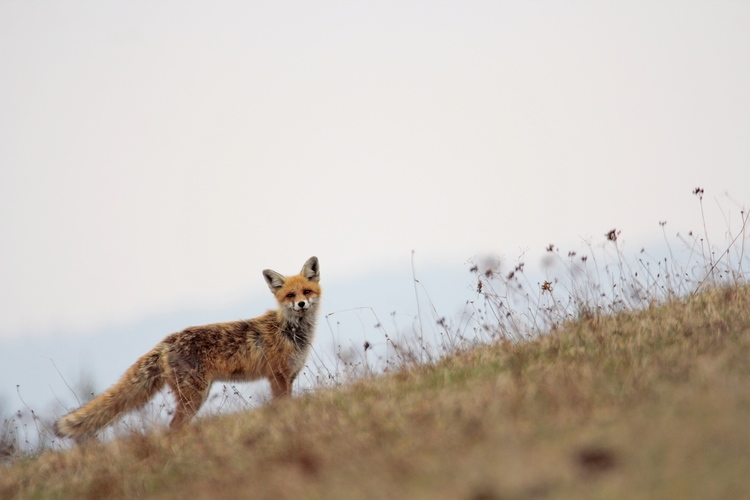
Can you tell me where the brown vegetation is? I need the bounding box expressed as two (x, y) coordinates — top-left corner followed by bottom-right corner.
(3, 284), (750, 499)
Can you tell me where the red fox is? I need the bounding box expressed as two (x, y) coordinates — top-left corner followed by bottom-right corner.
(54, 256), (321, 442)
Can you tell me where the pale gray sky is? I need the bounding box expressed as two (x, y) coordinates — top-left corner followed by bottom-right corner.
(2, 1), (749, 339)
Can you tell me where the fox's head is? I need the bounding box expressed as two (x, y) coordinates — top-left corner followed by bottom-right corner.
(263, 256), (321, 321)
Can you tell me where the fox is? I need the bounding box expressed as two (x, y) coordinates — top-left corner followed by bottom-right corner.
(54, 256), (321, 443)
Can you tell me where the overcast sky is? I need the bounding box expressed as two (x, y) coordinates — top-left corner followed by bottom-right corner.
(1, 1), (749, 340)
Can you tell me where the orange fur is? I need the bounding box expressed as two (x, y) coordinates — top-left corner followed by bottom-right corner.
(54, 257), (321, 443)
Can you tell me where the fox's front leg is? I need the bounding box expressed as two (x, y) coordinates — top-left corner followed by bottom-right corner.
(268, 373), (292, 400)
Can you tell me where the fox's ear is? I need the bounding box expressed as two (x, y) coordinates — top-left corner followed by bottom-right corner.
(301, 256), (320, 282)
(263, 269), (285, 292)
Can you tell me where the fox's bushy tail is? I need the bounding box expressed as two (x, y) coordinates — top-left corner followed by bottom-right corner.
(54, 346), (166, 442)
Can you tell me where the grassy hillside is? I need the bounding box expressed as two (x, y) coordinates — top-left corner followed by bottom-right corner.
(2, 284), (749, 499)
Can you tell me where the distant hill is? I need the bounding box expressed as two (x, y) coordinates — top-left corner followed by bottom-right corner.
(0, 262), (474, 422)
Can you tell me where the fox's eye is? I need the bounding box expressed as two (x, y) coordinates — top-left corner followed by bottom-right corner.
(303, 289), (312, 295)
(286, 293), (295, 299)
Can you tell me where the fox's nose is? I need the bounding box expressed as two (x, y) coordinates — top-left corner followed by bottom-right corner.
(297, 301), (306, 309)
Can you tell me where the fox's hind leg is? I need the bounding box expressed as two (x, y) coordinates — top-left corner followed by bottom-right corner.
(168, 376), (209, 429)
(268, 373), (292, 400)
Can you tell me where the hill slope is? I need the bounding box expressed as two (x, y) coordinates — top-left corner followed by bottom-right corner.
(3, 285), (750, 499)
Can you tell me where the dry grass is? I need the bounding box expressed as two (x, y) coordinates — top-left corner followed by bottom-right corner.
(3, 190), (748, 498)
(2, 284), (750, 499)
